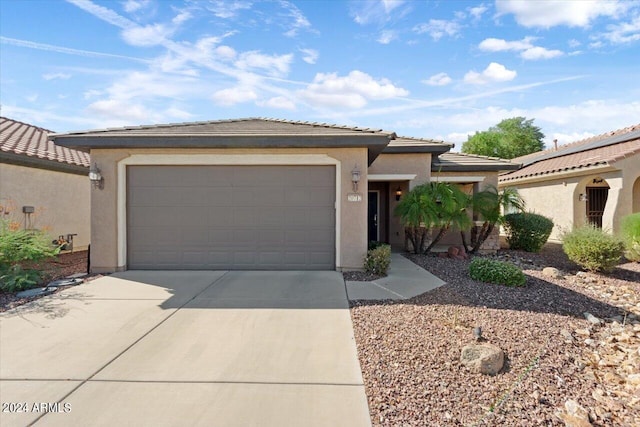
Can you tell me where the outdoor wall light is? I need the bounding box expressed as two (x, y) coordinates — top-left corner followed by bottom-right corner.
(89, 163), (104, 190)
(395, 187), (402, 201)
(579, 193), (588, 202)
(351, 166), (361, 192)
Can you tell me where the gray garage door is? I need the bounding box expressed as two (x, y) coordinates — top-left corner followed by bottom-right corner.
(127, 165), (336, 270)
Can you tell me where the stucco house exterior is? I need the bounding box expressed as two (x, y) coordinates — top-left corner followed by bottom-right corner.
(52, 118), (519, 273)
(499, 124), (640, 242)
(0, 117), (91, 250)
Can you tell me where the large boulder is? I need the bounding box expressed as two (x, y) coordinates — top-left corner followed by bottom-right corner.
(460, 343), (504, 375)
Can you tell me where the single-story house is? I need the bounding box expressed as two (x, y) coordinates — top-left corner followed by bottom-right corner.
(499, 123), (640, 242)
(52, 118), (519, 272)
(0, 117), (91, 250)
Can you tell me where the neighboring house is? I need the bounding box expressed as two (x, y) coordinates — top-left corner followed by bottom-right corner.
(52, 118), (519, 273)
(0, 117), (91, 250)
(499, 124), (640, 242)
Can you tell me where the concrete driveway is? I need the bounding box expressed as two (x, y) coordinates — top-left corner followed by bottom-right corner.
(0, 271), (371, 427)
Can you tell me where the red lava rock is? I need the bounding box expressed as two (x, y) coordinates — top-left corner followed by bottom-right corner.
(447, 246), (459, 257)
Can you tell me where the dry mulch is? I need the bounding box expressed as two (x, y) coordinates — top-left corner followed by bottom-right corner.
(0, 250), (90, 312)
(350, 243), (640, 426)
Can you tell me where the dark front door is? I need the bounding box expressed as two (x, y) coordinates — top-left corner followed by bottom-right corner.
(368, 191), (379, 243)
(586, 187), (609, 228)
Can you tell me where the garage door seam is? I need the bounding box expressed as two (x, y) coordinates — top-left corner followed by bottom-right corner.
(27, 271), (230, 427)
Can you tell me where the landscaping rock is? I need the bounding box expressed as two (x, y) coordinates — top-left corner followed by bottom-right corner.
(583, 312), (601, 325)
(543, 266), (562, 279)
(460, 343), (504, 375)
(15, 287), (55, 298)
(555, 399), (592, 427)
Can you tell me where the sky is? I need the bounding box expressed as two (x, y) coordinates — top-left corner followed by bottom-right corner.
(1, 0), (639, 150)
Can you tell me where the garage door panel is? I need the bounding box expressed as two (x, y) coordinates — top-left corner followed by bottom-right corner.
(128, 165), (335, 270)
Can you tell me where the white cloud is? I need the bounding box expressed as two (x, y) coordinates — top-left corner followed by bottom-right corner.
(281, 1), (313, 37)
(26, 94), (39, 103)
(351, 0), (408, 25)
(479, 37), (563, 60)
(299, 48), (319, 64)
(87, 99), (154, 122)
(205, 0), (252, 19)
(211, 86), (258, 106)
(464, 62), (517, 85)
(422, 72), (452, 86)
(122, 23), (174, 46)
(299, 70), (408, 109)
(496, 0), (627, 28)
(413, 19), (461, 40)
(257, 96), (297, 110)
(520, 46), (563, 60)
(568, 39), (581, 48)
(216, 45), (238, 61)
(164, 107), (193, 120)
(122, 0), (150, 13)
(469, 4), (488, 20)
(551, 131), (595, 145)
(234, 51), (293, 77)
(599, 14), (640, 44)
(377, 30), (397, 44)
(43, 72), (72, 80)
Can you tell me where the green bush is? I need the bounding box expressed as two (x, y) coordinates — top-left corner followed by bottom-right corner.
(503, 212), (554, 252)
(562, 226), (624, 272)
(368, 240), (386, 250)
(469, 258), (526, 287)
(620, 213), (640, 262)
(0, 221), (59, 292)
(364, 244), (391, 276)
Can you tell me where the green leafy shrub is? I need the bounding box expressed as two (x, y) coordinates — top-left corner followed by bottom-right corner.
(620, 213), (640, 262)
(469, 258), (526, 287)
(0, 221), (59, 292)
(368, 241), (386, 250)
(364, 244), (391, 276)
(562, 226), (624, 272)
(503, 212), (554, 252)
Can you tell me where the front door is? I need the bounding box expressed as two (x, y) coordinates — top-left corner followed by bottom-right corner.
(586, 186), (609, 228)
(368, 191), (379, 243)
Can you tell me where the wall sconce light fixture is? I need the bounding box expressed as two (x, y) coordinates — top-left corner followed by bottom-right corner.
(351, 166), (361, 192)
(579, 193), (588, 202)
(395, 187), (402, 201)
(89, 163), (104, 189)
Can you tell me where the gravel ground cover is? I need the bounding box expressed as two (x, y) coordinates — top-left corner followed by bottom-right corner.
(0, 250), (90, 312)
(350, 243), (639, 426)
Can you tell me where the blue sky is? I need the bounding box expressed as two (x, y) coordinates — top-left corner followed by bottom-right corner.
(1, 0), (639, 149)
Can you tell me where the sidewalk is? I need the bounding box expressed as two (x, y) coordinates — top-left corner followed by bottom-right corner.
(345, 253), (446, 301)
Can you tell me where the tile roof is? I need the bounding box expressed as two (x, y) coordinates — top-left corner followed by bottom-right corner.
(500, 123), (640, 183)
(1, 117), (90, 168)
(51, 117), (395, 137)
(433, 152), (521, 172)
(383, 136), (452, 154)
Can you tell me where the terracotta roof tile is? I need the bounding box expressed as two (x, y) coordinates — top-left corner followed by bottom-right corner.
(501, 123), (640, 182)
(0, 117), (90, 168)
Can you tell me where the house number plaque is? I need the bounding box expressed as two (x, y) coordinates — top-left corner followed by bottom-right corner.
(347, 193), (362, 202)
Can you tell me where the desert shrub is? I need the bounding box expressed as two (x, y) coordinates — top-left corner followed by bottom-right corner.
(368, 240), (386, 250)
(364, 244), (391, 276)
(562, 226), (624, 272)
(469, 258), (526, 287)
(0, 220), (59, 292)
(620, 213), (640, 262)
(503, 212), (554, 253)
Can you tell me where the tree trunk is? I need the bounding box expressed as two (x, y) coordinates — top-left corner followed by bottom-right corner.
(471, 222), (494, 253)
(425, 225), (450, 253)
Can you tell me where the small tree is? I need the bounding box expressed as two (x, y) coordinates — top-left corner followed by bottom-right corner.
(461, 186), (525, 254)
(394, 184), (435, 254)
(462, 117), (545, 159)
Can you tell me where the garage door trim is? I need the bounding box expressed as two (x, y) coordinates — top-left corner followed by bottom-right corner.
(117, 154), (342, 269)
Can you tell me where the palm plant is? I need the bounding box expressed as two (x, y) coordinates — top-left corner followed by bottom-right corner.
(395, 182), (472, 254)
(462, 185), (525, 254)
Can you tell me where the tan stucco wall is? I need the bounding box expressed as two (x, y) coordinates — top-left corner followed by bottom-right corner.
(0, 163), (90, 249)
(89, 147), (369, 273)
(368, 153), (432, 187)
(369, 153), (432, 248)
(499, 157), (640, 242)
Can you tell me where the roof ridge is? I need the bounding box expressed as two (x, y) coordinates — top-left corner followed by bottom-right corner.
(394, 135), (450, 144)
(0, 116), (53, 133)
(448, 152), (514, 162)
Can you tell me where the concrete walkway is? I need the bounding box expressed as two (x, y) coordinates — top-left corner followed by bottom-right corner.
(346, 253), (446, 300)
(0, 271), (371, 427)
